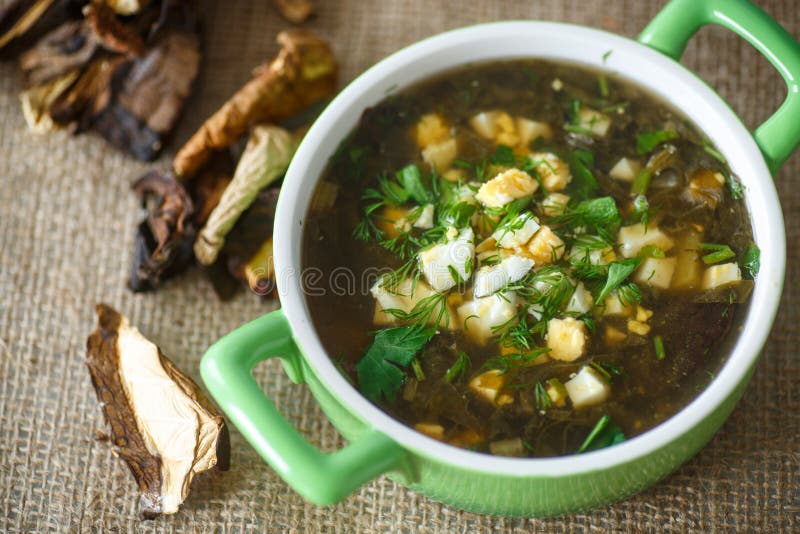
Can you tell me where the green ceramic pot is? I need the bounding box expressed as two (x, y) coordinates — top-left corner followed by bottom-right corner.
(201, 0), (799, 516)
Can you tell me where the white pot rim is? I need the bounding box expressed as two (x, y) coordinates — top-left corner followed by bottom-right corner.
(275, 21), (786, 477)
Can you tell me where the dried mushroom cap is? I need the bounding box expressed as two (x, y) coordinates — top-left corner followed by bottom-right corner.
(84, 2), (144, 56)
(86, 304), (230, 519)
(172, 29), (337, 178)
(130, 170), (195, 291)
(19, 20), (98, 85)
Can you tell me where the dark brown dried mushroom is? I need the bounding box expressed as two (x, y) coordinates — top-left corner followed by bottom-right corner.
(173, 29), (337, 178)
(86, 304), (230, 519)
(0, 0), (85, 55)
(130, 170), (195, 291)
(84, 2), (145, 57)
(19, 19), (98, 85)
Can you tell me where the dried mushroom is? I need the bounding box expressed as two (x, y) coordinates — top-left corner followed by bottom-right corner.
(4, 0), (201, 160)
(271, 0), (314, 24)
(130, 170), (195, 291)
(0, 0), (85, 54)
(173, 29), (337, 178)
(86, 304), (230, 519)
(194, 124), (299, 265)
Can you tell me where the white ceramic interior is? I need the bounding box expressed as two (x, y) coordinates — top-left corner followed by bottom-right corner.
(275, 22), (786, 477)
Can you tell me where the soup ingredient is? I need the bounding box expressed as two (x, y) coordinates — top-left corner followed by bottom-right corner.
(356, 326), (434, 403)
(173, 29), (337, 178)
(86, 304), (230, 519)
(194, 124), (299, 265)
(130, 171), (195, 292)
(272, 0), (314, 23)
(576, 415), (625, 453)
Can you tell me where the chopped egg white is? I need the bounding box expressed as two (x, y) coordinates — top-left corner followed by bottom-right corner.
(492, 212), (540, 249)
(609, 157), (641, 182)
(515, 118), (553, 144)
(457, 292), (519, 344)
(635, 257), (677, 289)
(412, 204), (435, 229)
(418, 227), (475, 292)
(473, 255), (535, 298)
(701, 262), (742, 290)
(526, 152), (571, 191)
(565, 282), (594, 314)
(469, 369), (514, 405)
(576, 107), (611, 137)
(618, 223), (675, 258)
(371, 276), (436, 325)
(541, 192), (570, 217)
(564, 366), (611, 408)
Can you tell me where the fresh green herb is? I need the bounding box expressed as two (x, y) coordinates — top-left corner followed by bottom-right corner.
(602, 49), (613, 62)
(356, 326), (434, 402)
(483, 347), (551, 374)
(702, 140), (727, 163)
(638, 244), (665, 259)
(596, 259), (641, 304)
(726, 172), (745, 200)
(590, 361), (624, 382)
(577, 415), (626, 453)
(654, 335), (666, 360)
(617, 282), (642, 306)
(555, 196), (620, 230)
(700, 243), (736, 264)
(636, 130), (678, 154)
(439, 200), (478, 228)
(631, 168), (653, 196)
(741, 243), (760, 278)
(534, 381), (552, 411)
(444, 351), (471, 383)
(489, 144), (517, 167)
(397, 164), (432, 204)
(384, 292), (450, 331)
(566, 149), (599, 199)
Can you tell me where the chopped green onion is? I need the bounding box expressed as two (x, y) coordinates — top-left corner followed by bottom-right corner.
(702, 140), (727, 164)
(636, 130), (678, 154)
(598, 74), (609, 98)
(700, 243), (736, 264)
(577, 415), (626, 453)
(631, 168), (652, 196)
(654, 335), (666, 360)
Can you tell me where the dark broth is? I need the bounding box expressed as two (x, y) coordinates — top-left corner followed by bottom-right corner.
(302, 59), (755, 457)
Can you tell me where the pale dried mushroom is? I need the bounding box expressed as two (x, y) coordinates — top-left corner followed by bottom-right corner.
(271, 0), (314, 23)
(86, 304), (230, 519)
(173, 29), (337, 178)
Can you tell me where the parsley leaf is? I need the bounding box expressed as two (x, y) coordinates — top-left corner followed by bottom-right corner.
(552, 196), (620, 232)
(356, 326), (434, 403)
(489, 145), (517, 167)
(577, 415), (626, 453)
(566, 149), (598, 199)
(397, 164), (431, 204)
(636, 130), (677, 154)
(596, 259), (641, 304)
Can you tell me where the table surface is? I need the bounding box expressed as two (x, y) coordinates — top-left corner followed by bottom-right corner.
(1, 0), (798, 531)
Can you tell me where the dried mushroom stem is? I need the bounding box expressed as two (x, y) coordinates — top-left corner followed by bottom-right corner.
(271, 0), (314, 23)
(19, 69), (78, 132)
(86, 304), (230, 519)
(172, 29), (337, 178)
(194, 124), (299, 265)
(0, 0), (55, 50)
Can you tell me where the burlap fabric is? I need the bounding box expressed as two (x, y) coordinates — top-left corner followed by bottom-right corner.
(1, 0), (797, 531)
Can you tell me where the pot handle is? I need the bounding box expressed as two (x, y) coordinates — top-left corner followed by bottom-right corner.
(639, 0), (800, 175)
(200, 309), (406, 505)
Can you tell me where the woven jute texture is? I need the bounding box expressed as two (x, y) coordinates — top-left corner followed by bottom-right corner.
(1, 0), (798, 531)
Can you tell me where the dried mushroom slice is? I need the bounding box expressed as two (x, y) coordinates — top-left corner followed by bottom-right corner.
(130, 170), (195, 291)
(86, 304), (230, 519)
(173, 29), (337, 178)
(84, 2), (145, 56)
